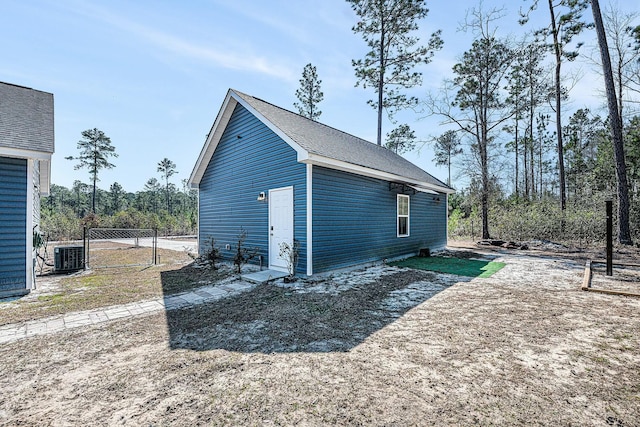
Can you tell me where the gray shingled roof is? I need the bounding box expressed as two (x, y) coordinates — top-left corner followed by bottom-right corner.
(232, 90), (450, 190)
(0, 82), (54, 154)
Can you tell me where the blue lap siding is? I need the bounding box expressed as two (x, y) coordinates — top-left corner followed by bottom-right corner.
(198, 103), (307, 273)
(0, 157), (27, 292)
(312, 166), (447, 273)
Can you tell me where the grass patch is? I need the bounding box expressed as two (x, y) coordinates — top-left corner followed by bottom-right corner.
(37, 293), (66, 303)
(391, 256), (505, 278)
(0, 248), (232, 326)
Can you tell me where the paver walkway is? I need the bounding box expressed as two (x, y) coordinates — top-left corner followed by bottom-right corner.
(0, 278), (257, 345)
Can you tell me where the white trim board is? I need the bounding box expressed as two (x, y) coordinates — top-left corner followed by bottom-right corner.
(303, 154), (454, 195)
(189, 90), (307, 188)
(306, 164), (313, 276)
(26, 160), (34, 290)
(0, 149), (52, 197)
(188, 94), (237, 187)
(0, 146), (52, 160)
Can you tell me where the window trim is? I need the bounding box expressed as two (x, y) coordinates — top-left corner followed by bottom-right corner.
(397, 194), (410, 238)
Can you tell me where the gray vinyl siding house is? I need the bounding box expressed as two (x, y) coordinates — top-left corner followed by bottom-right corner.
(189, 89), (453, 275)
(0, 82), (54, 297)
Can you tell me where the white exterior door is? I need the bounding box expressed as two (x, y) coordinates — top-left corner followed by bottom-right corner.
(268, 186), (294, 271)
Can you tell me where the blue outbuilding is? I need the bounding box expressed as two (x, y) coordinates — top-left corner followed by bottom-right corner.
(0, 82), (54, 296)
(189, 89), (453, 276)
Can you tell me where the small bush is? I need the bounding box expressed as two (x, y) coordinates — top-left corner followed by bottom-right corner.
(279, 240), (300, 278)
(233, 228), (259, 274)
(203, 237), (221, 269)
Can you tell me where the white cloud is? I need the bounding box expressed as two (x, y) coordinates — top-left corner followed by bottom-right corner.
(134, 26), (295, 80)
(211, 0), (311, 44)
(69, 2), (296, 81)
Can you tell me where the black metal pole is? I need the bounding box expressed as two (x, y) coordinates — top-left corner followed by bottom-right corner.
(83, 227), (88, 270)
(154, 228), (158, 265)
(606, 200), (613, 276)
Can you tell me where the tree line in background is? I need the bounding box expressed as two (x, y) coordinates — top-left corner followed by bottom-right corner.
(435, 0), (640, 244)
(43, 129), (197, 241)
(299, 0), (639, 245)
(42, 178), (197, 241)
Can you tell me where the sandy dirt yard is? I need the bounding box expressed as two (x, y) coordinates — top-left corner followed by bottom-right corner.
(1, 248), (639, 426)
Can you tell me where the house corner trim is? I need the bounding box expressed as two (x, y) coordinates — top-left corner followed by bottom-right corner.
(26, 159), (34, 290)
(306, 164), (313, 276)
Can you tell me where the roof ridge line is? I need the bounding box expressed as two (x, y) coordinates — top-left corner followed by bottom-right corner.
(0, 81), (53, 95)
(231, 88), (383, 149)
(228, 88), (452, 192)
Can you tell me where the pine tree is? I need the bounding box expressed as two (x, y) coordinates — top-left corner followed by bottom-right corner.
(563, 109), (602, 199)
(347, 0), (442, 146)
(385, 124), (416, 154)
(294, 63), (323, 121)
(144, 178), (162, 214)
(66, 128), (118, 213)
(433, 130), (462, 187)
(451, 36), (514, 239)
(520, 0), (591, 211)
(71, 180), (88, 217)
(157, 158), (177, 213)
(109, 182), (125, 214)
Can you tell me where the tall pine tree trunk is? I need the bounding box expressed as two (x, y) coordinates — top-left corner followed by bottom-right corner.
(531, 136), (536, 198)
(526, 82), (535, 199)
(376, 19), (385, 146)
(553, 56), (567, 210)
(514, 114), (520, 196)
(165, 178), (171, 214)
(548, 0), (566, 211)
(92, 176), (97, 214)
(523, 136), (529, 198)
(481, 158), (490, 239)
(539, 131), (544, 196)
(591, 0), (632, 244)
(481, 117), (490, 239)
(92, 151), (98, 213)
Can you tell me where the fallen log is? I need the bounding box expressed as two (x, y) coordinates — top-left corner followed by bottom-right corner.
(477, 239), (528, 250)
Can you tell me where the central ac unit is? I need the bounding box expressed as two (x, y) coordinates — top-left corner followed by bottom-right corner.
(54, 246), (84, 273)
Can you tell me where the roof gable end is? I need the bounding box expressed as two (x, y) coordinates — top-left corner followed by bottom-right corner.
(188, 90), (308, 187)
(189, 89), (453, 194)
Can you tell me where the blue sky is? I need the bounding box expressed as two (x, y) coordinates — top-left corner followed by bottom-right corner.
(1, 0), (634, 192)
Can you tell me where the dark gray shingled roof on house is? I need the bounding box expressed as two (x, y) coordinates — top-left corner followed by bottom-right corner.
(232, 90), (451, 191)
(0, 82), (54, 154)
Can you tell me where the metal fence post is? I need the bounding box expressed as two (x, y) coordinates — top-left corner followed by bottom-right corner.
(154, 228), (158, 265)
(606, 200), (613, 276)
(85, 227), (90, 270)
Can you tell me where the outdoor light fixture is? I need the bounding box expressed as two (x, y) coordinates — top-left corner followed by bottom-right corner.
(257, 191), (267, 202)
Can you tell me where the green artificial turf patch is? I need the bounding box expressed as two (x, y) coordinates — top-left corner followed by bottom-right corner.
(391, 256), (505, 278)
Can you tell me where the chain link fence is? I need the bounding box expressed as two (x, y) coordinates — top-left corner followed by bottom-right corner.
(86, 228), (157, 269)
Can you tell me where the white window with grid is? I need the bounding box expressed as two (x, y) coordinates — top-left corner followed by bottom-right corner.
(397, 194), (410, 237)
